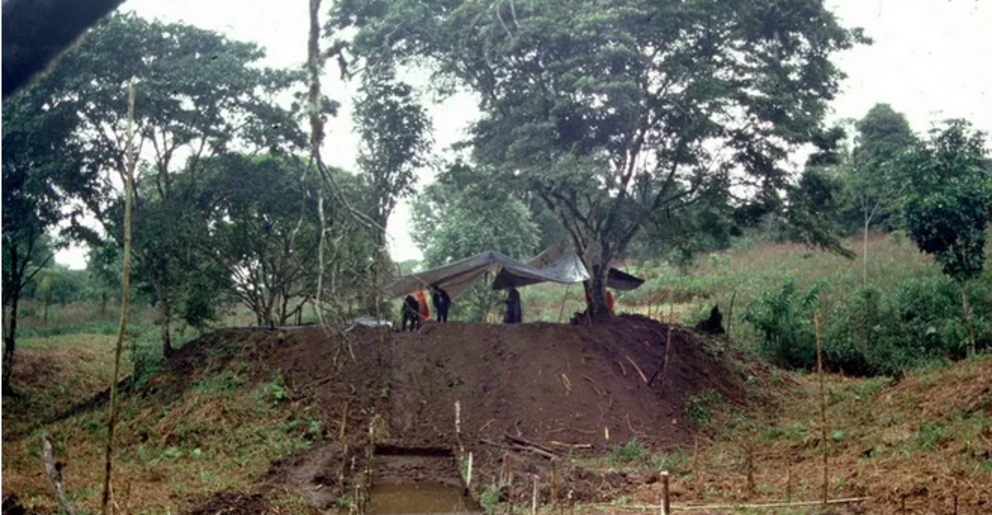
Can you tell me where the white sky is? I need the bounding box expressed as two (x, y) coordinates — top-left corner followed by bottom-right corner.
(55, 0), (992, 268)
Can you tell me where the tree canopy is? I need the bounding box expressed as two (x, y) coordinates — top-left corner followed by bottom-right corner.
(333, 0), (868, 314)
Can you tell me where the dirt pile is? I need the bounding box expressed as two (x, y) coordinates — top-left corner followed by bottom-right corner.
(388, 315), (745, 451)
(259, 315), (748, 508)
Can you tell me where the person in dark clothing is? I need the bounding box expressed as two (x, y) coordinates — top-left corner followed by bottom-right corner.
(402, 295), (421, 331)
(431, 286), (451, 323)
(504, 287), (522, 324)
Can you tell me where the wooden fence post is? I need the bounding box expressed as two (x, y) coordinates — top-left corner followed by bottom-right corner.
(660, 470), (670, 515)
(816, 311), (828, 506)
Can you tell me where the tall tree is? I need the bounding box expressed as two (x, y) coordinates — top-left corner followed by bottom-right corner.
(34, 13), (306, 356)
(202, 154), (322, 327)
(353, 63), (432, 300)
(850, 104), (914, 284)
(903, 120), (992, 356)
(2, 87), (97, 394)
(333, 0), (867, 315)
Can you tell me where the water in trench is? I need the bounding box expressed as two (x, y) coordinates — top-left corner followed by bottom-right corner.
(368, 481), (477, 514)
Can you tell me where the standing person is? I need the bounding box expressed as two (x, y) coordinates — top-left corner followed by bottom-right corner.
(432, 285), (451, 323)
(415, 289), (430, 322)
(401, 295), (421, 331)
(504, 287), (522, 324)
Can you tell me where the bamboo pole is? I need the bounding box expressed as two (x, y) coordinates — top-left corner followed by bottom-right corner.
(101, 76), (137, 515)
(815, 311), (827, 506)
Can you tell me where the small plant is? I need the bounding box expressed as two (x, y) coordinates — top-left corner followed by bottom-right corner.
(478, 483), (502, 514)
(684, 389), (724, 427)
(608, 437), (644, 465)
(917, 421), (950, 450)
(651, 447), (690, 471)
(334, 493), (356, 510)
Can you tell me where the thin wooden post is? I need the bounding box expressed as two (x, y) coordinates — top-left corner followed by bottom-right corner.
(660, 304), (675, 388)
(745, 442), (755, 498)
(531, 474), (539, 515)
(466, 452), (474, 488)
(557, 285), (570, 323)
(786, 466), (792, 503)
(727, 291), (737, 342)
(551, 459), (558, 507)
(660, 471), (670, 515)
(816, 311), (827, 506)
(102, 76), (137, 515)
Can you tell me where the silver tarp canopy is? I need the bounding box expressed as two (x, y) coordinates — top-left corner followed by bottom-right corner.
(381, 250), (591, 300)
(493, 245), (645, 291)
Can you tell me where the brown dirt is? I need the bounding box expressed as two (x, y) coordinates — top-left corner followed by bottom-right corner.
(262, 315), (749, 506)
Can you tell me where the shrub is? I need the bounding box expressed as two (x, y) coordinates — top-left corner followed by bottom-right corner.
(742, 279), (826, 369)
(608, 437), (645, 465)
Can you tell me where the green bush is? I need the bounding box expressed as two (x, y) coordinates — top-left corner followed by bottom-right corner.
(742, 279), (826, 369)
(608, 437), (645, 465)
(746, 272), (991, 376)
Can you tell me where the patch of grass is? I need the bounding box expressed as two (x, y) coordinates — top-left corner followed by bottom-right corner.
(684, 389), (724, 427)
(478, 483), (502, 514)
(608, 437), (645, 465)
(917, 421), (951, 450)
(650, 447), (690, 472)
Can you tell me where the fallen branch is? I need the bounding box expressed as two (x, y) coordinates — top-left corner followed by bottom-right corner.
(42, 433), (77, 515)
(624, 355), (649, 384)
(549, 440), (593, 449)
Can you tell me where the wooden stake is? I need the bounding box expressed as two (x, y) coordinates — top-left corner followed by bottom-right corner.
(727, 291), (737, 343)
(661, 470), (670, 515)
(466, 452), (474, 488)
(786, 466), (792, 503)
(745, 442), (754, 498)
(102, 76), (137, 515)
(558, 285), (570, 323)
(816, 311), (827, 506)
(551, 459), (558, 507)
(531, 475), (539, 515)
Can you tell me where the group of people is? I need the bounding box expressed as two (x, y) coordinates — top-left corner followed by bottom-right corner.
(400, 285), (526, 331)
(401, 285), (451, 331)
(400, 285), (616, 331)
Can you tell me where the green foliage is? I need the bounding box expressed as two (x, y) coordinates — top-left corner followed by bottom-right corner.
(608, 438), (645, 465)
(742, 279), (826, 369)
(902, 120), (992, 284)
(336, 0), (866, 314)
(684, 390), (724, 427)
(354, 63), (432, 233)
(478, 483), (502, 514)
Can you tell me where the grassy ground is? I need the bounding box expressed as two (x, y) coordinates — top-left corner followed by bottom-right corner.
(3, 236), (989, 513)
(564, 353), (991, 514)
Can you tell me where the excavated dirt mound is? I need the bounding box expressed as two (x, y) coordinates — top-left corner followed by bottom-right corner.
(388, 316), (745, 451)
(261, 315), (748, 506)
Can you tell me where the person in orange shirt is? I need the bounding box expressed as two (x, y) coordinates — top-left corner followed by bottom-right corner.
(584, 290), (616, 315)
(415, 289), (430, 321)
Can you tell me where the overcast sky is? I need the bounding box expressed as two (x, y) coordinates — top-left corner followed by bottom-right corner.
(56, 0), (992, 268)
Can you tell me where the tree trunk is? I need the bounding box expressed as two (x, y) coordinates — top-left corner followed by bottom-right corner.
(961, 284), (976, 356)
(583, 264), (611, 319)
(158, 298), (173, 357)
(862, 219), (870, 286)
(3, 246), (22, 395)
